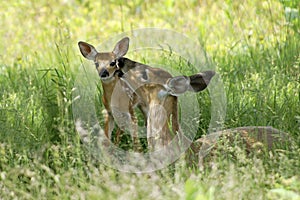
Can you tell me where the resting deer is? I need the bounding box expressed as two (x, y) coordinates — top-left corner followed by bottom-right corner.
(186, 126), (291, 168)
(78, 37), (216, 152)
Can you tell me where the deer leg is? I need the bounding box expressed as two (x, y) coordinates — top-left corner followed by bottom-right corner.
(114, 128), (123, 145)
(104, 110), (114, 140)
(147, 104), (168, 151)
(129, 105), (141, 151)
(171, 99), (179, 135)
(147, 116), (155, 151)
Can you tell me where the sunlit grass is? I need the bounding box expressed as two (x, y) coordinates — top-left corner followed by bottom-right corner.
(0, 0), (299, 199)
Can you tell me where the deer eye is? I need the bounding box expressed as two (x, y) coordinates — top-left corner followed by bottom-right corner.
(110, 61), (116, 66)
(95, 62), (99, 68)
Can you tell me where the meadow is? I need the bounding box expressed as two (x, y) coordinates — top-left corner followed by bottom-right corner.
(0, 0), (299, 199)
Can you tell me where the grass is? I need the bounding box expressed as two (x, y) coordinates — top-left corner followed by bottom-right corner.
(0, 0), (300, 199)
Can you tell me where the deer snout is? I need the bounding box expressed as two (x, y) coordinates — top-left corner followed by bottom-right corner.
(99, 68), (109, 78)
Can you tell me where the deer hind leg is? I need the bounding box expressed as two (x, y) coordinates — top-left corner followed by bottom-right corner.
(111, 106), (141, 151)
(147, 104), (168, 151)
(163, 101), (184, 154)
(129, 105), (142, 151)
(114, 128), (123, 145)
(171, 101), (180, 137)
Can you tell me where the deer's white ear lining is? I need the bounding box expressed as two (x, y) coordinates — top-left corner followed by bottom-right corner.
(163, 76), (190, 96)
(161, 84), (182, 97)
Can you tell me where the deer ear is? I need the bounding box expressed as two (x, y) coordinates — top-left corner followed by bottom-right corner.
(188, 70), (215, 92)
(164, 76), (190, 96)
(112, 37), (129, 59)
(165, 70), (215, 96)
(78, 41), (98, 60)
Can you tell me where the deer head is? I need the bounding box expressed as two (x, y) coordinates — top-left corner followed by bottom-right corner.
(78, 37), (130, 82)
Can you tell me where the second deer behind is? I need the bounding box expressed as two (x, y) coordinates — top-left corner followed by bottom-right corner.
(78, 37), (215, 151)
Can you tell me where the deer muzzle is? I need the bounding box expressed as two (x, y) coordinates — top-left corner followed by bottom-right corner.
(99, 68), (109, 78)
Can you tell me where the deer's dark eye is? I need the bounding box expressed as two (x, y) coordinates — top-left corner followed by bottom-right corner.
(95, 62), (99, 68)
(110, 61), (116, 66)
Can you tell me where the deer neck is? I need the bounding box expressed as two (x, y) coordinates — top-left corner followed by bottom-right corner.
(117, 57), (138, 73)
(101, 77), (118, 112)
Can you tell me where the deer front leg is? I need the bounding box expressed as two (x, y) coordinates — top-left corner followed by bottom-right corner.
(103, 110), (114, 140)
(103, 108), (127, 146)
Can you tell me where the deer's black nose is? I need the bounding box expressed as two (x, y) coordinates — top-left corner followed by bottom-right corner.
(99, 69), (109, 78)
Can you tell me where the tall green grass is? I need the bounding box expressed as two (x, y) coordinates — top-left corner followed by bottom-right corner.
(0, 0), (299, 199)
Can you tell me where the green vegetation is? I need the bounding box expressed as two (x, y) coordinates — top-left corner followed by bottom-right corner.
(0, 0), (299, 199)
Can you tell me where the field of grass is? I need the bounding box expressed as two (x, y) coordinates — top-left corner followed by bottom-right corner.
(0, 0), (300, 199)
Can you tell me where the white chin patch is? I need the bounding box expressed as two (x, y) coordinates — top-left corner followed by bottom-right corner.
(101, 76), (115, 83)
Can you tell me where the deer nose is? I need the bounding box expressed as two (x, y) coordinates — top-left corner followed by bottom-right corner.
(99, 69), (109, 78)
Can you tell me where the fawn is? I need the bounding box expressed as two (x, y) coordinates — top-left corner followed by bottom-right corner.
(78, 37), (142, 149)
(117, 60), (215, 151)
(187, 126), (290, 168)
(78, 37), (215, 152)
(78, 37), (291, 171)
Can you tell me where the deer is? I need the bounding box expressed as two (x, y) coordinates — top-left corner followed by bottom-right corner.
(102, 42), (292, 167)
(78, 37), (143, 150)
(186, 126), (292, 168)
(120, 69), (291, 166)
(78, 37), (216, 153)
(112, 59), (216, 152)
(78, 37), (290, 170)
